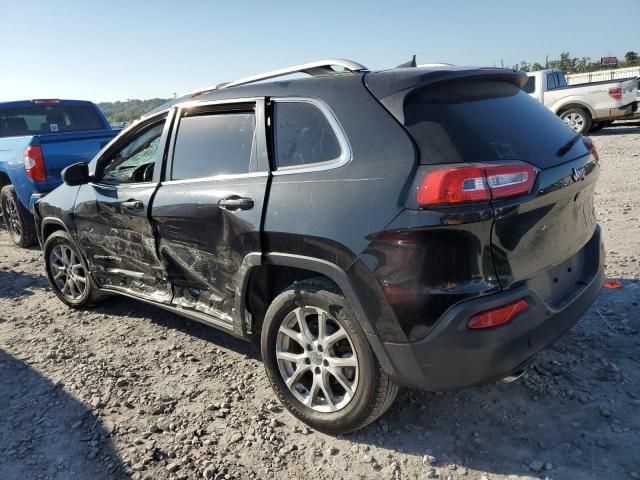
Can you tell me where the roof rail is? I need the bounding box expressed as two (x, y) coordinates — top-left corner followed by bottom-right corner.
(191, 59), (368, 97)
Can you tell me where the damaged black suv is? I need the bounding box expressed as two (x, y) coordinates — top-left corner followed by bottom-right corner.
(35, 59), (604, 434)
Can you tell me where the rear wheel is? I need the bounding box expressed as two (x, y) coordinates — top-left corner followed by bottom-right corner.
(0, 185), (37, 247)
(43, 230), (104, 308)
(261, 279), (398, 434)
(560, 108), (592, 134)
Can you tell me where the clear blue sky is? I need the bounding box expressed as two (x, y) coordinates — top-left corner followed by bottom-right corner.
(1, 0), (638, 102)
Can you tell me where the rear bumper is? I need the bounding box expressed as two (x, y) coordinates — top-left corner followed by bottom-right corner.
(380, 226), (605, 391)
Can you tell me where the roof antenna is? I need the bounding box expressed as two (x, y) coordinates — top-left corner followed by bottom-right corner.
(396, 55), (417, 68)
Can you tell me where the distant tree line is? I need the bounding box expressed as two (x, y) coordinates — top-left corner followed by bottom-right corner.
(511, 51), (639, 73)
(97, 98), (172, 124)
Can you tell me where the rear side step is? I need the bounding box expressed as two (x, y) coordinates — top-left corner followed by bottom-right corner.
(501, 369), (527, 384)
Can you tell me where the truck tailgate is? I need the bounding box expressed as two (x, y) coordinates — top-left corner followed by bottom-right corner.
(37, 129), (118, 189)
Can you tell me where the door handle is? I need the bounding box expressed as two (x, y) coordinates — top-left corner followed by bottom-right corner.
(122, 199), (144, 211)
(218, 196), (254, 210)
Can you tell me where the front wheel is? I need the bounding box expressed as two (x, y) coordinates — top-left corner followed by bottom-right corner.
(560, 108), (592, 134)
(0, 185), (37, 247)
(261, 279), (398, 434)
(43, 230), (104, 308)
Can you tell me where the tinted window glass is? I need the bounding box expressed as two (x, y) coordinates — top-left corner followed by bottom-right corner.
(402, 80), (586, 169)
(0, 104), (104, 137)
(172, 112), (255, 180)
(547, 73), (558, 90)
(522, 76), (535, 94)
(274, 102), (341, 169)
(556, 72), (567, 88)
(99, 121), (164, 184)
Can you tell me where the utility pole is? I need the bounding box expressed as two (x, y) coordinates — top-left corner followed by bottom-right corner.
(500, 59), (504, 68)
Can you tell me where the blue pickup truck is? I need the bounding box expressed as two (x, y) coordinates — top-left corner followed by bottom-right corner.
(0, 99), (119, 247)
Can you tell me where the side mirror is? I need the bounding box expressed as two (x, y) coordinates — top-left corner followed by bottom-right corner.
(62, 162), (90, 186)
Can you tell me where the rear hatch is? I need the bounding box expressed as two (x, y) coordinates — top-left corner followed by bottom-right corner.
(365, 68), (599, 295)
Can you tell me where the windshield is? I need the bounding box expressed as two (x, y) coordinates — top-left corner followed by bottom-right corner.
(402, 80), (588, 168)
(0, 104), (105, 137)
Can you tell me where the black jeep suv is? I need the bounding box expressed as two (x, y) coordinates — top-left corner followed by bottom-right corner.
(34, 59), (604, 434)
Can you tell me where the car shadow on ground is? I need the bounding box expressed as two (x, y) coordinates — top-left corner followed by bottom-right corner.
(0, 350), (128, 479)
(0, 269), (48, 299)
(592, 120), (640, 136)
(91, 295), (258, 360)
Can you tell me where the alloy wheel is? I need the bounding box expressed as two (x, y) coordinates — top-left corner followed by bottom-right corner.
(275, 306), (359, 413)
(48, 244), (87, 301)
(563, 112), (585, 132)
(4, 195), (22, 239)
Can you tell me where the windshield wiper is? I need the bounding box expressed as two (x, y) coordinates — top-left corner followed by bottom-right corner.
(557, 133), (582, 157)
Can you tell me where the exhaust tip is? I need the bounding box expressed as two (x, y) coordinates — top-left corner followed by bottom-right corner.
(501, 369), (527, 384)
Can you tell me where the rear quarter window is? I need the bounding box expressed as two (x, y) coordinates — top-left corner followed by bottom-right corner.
(273, 101), (342, 170)
(402, 80), (587, 169)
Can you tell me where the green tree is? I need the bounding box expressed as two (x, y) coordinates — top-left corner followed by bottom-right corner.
(624, 51), (639, 66)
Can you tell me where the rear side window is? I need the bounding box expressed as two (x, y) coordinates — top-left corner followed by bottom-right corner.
(171, 112), (255, 180)
(402, 80), (585, 169)
(0, 104), (104, 137)
(546, 73), (558, 90)
(273, 101), (342, 170)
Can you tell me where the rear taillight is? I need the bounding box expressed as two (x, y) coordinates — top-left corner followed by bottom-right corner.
(608, 87), (622, 100)
(582, 136), (599, 161)
(417, 163), (536, 206)
(467, 299), (528, 329)
(23, 146), (47, 182)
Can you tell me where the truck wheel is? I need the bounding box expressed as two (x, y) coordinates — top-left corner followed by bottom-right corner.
(43, 230), (105, 308)
(261, 278), (399, 434)
(560, 108), (592, 134)
(0, 185), (37, 248)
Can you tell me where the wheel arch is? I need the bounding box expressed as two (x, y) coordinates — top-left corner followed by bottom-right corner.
(236, 252), (398, 379)
(0, 170), (11, 188)
(554, 101), (596, 118)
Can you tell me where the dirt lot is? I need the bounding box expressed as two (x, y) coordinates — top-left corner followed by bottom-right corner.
(1, 121), (639, 480)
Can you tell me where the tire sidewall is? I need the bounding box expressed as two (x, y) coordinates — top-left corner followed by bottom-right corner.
(1, 186), (25, 246)
(44, 231), (93, 307)
(261, 285), (378, 434)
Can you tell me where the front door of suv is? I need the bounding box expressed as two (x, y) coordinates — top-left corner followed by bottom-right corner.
(73, 110), (174, 301)
(151, 99), (268, 325)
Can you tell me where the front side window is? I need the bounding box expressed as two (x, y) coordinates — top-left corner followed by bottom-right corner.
(273, 101), (342, 170)
(171, 111), (255, 180)
(98, 120), (165, 184)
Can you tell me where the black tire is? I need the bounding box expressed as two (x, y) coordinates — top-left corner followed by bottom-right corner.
(559, 108), (592, 134)
(0, 185), (37, 247)
(261, 278), (398, 434)
(43, 230), (105, 308)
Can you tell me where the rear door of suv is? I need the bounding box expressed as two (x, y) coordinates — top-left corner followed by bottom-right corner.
(151, 99), (269, 325)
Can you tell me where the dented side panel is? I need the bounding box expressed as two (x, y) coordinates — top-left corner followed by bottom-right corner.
(151, 176), (268, 319)
(73, 182), (172, 303)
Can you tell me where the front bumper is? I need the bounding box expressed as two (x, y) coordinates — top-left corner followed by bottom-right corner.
(380, 227), (605, 391)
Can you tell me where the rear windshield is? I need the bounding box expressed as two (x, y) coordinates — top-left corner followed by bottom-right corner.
(0, 104), (105, 137)
(403, 80), (587, 168)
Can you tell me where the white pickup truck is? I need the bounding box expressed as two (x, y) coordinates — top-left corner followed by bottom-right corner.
(524, 69), (638, 133)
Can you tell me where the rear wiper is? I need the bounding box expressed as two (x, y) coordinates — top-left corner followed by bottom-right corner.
(557, 133), (582, 157)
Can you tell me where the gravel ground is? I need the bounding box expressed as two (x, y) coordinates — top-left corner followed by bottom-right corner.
(0, 121), (639, 480)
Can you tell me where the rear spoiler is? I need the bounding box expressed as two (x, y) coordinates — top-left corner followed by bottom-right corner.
(364, 67), (527, 124)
